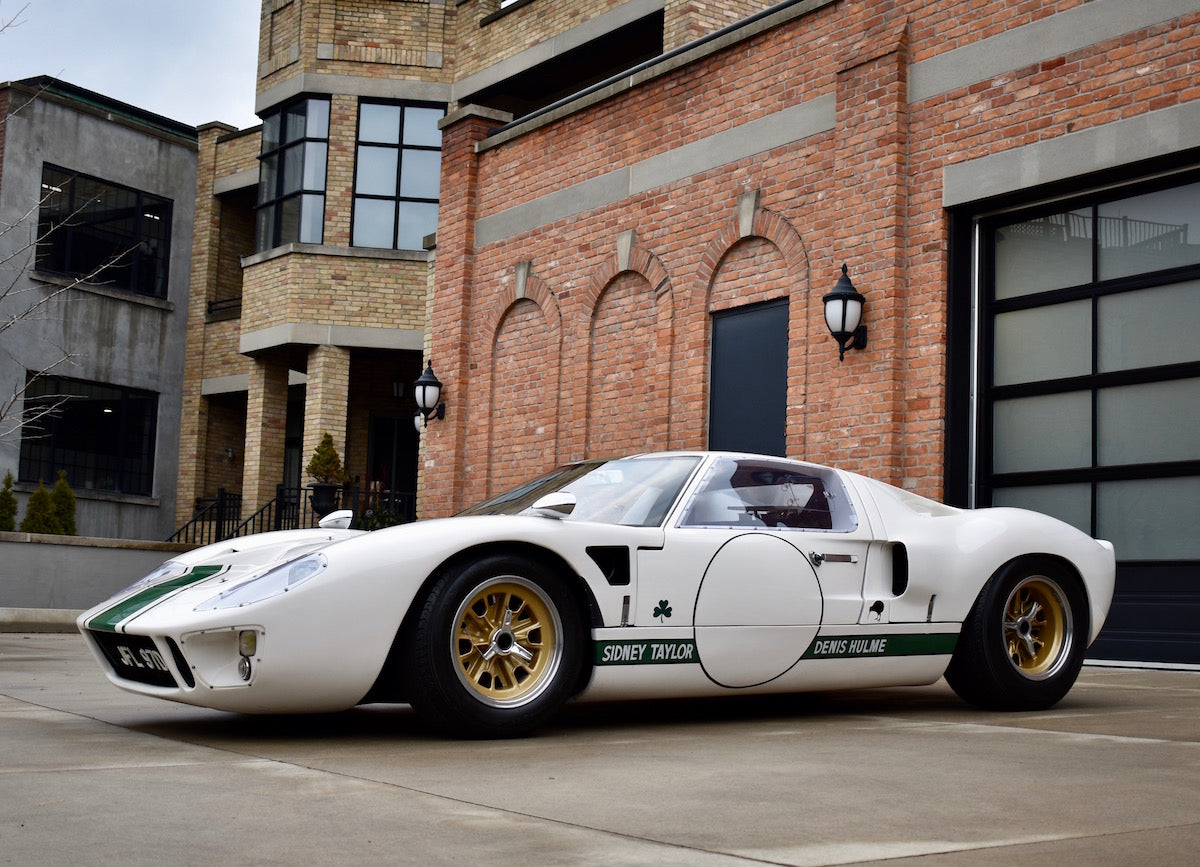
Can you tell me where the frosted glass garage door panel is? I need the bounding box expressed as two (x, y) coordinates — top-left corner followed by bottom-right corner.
(993, 392), (1092, 473)
(1099, 281), (1200, 372)
(1097, 478), (1200, 560)
(992, 484), (1091, 535)
(1099, 378), (1200, 466)
(994, 301), (1092, 386)
(1098, 181), (1200, 280)
(993, 211), (1091, 300)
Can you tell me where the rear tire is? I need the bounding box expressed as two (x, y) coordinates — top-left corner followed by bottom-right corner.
(407, 554), (583, 738)
(946, 558), (1088, 711)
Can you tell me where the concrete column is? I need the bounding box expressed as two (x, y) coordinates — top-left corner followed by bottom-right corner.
(302, 344), (351, 484)
(241, 359), (289, 515)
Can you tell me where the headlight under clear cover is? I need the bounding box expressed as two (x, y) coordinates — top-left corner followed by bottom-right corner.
(121, 559), (187, 595)
(195, 554), (327, 611)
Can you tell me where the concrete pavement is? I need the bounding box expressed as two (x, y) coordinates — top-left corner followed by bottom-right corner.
(2, 633), (1198, 865)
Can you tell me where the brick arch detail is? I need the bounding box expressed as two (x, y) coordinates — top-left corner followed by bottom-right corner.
(581, 242), (676, 456)
(482, 268), (563, 344)
(583, 243), (672, 313)
(484, 269), (564, 493)
(683, 204), (813, 456)
(696, 206), (809, 313)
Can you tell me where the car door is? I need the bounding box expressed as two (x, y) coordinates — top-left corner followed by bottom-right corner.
(637, 456), (872, 688)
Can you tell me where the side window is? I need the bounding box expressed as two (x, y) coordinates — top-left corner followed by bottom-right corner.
(256, 97), (330, 252)
(681, 458), (857, 532)
(352, 101), (444, 250)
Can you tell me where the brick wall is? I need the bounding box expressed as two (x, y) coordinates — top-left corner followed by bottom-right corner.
(212, 127), (260, 180)
(204, 394), (248, 496)
(303, 344), (351, 484)
(453, 0), (781, 77)
(240, 251), (428, 336)
(422, 0), (1200, 516)
(243, 360), (290, 512)
(177, 124), (234, 525)
(258, 0), (454, 92)
(663, 0), (774, 50)
(488, 293), (562, 494)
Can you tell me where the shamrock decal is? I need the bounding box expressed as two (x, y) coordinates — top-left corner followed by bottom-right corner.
(653, 599), (672, 622)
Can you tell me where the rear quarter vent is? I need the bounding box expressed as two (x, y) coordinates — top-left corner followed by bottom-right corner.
(892, 542), (909, 596)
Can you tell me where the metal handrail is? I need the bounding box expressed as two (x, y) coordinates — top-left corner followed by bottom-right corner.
(168, 484), (416, 543)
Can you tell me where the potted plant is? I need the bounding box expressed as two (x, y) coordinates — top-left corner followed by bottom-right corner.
(305, 433), (349, 517)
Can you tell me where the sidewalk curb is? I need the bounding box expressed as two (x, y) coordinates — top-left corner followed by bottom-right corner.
(0, 608), (82, 633)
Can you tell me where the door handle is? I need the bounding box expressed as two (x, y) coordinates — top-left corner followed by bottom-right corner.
(809, 552), (858, 567)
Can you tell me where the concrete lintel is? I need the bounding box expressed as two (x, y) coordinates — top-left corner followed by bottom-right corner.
(944, 100), (1200, 208)
(256, 73), (451, 114)
(241, 242), (429, 269)
(201, 373), (250, 396)
(239, 323), (425, 355)
(738, 190), (760, 238)
(514, 260), (531, 299)
(475, 170), (631, 247)
(441, 103), (514, 130)
(616, 230), (636, 271)
(213, 168), (258, 196)
(910, 0), (1200, 103)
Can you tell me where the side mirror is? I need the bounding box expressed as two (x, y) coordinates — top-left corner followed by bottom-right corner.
(529, 492), (576, 519)
(319, 509), (354, 530)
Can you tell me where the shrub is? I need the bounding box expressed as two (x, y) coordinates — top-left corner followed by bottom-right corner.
(19, 480), (64, 535)
(51, 470), (77, 536)
(305, 433), (349, 485)
(0, 471), (17, 532)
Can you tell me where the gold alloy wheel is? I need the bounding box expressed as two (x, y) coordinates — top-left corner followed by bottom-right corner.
(1002, 575), (1073, 680)
(451, 576), (563, 707)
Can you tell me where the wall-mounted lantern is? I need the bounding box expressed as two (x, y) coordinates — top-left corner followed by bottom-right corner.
(413, 363), (446, 430)
(822, 263), (868, 362)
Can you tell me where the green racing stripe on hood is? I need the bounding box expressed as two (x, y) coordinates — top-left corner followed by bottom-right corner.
(86, 565), (227, 633)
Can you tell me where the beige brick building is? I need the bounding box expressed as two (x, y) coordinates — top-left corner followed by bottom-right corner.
(179, 0), (757, 531)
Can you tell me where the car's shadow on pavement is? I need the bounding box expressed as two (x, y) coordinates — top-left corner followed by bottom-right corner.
(120, 680), (1050, 745)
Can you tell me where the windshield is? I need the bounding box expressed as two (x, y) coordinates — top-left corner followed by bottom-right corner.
(459, 455), (702, 527)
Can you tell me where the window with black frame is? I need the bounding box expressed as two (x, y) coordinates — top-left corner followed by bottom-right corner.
(256, 97), (330, 252)
(984, 177), (1200, 560)
(351, 101), (443, 250)
(35, 165), (172, 298)
(18, 374), (158, 496)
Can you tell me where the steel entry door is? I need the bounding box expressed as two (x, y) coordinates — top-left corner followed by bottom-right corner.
(709, 300), (788, 456)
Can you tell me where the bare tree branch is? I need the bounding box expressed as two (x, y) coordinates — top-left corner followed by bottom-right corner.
(0, 3), (30, 35)
(1, 180), (136, 440)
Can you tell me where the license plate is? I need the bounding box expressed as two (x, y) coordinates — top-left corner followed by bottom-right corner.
(91, 631), (177, 688)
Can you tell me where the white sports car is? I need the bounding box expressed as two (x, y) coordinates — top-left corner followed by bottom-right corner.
(78, 452), (1116, 737)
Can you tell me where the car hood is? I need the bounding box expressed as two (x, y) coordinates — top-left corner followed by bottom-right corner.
(79, 527), (366, 632)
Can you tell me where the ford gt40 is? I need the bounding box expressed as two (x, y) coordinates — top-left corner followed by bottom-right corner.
(78, 452), (1115, 737)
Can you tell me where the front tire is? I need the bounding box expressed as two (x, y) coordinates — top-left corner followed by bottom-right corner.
(408, 554), (583, 737)
(945, 558), (1088, 711)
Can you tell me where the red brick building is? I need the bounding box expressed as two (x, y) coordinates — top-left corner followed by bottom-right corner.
(186, 0), (1199, 662)
(424, 0), (1200, 663)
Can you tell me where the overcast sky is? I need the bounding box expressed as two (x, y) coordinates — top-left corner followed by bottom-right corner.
(1, 0), (261, 128)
